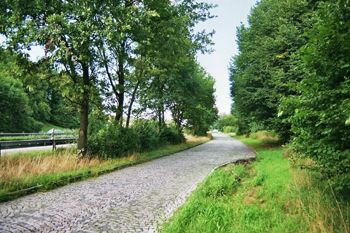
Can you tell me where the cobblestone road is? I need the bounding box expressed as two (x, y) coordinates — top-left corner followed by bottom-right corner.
(0, 133), (255, 232)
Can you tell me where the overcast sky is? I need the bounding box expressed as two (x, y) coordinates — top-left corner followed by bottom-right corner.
(195, 0), (258, 115)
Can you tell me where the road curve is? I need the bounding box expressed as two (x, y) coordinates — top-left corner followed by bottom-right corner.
(0, 133), (255, 232)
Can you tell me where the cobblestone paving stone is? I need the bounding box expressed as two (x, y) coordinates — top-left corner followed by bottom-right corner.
(0, 133), (255, 232)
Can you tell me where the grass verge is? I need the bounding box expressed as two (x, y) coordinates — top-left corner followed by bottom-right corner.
(161, 135), (350, 233)
(0, 136), (210, 203)
(41, 122), (68, 132)
(0, 134), (77, 141)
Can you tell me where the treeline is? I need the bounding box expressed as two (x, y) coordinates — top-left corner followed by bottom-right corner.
(229, 0), (350, 191)
(0, 49), (80, 132)
(0, 0), (218, 155)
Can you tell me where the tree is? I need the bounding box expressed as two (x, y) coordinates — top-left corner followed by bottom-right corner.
(280, 0), (350, 191)
(48, 82), (80, 129)
(1, 0), (216, 152)
(0, 74), (43, 132)
(167, 60), (218, 135)
(131, 1), (216, 133)
(2, 0), (106, 153)
(213, 114), (237, 132)
(229, 0), (316, 140)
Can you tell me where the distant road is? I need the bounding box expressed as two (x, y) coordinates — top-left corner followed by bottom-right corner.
(0, 144), (75, 156)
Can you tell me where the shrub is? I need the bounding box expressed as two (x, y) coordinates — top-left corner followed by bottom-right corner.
(223, 126), (235, 133)
(88, 123), (140, 158)
(133, 119), (160, 151)
(250, 130), (280, 143)
(249, 122), (265, 134)
(88, 120), (186, 158)
(160, 126), (185, 145)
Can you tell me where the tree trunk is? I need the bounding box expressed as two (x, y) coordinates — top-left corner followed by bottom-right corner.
(126, 80), (140, 128)
(77, 64), (89, 155)
(176, 108), (182, 132)
(158, 107), (162, 133)
(115, 42), (126, 125)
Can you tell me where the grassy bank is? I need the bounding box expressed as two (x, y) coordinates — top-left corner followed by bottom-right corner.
(0, 135), (210, 203)
(161, 135), (350, 233)
(41, 122), (69, 132)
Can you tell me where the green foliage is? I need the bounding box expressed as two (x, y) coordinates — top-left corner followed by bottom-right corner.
(280, 0), (350, 192)
(249, 122), (265, 134)
(48, 84), (80, 129)
(1, 0), (216, 153)
(228, 0), (350, 192)
(0, 48), (79, 132)
(159, 126), (186, 145)
(133, 119), (160, 151)
(0, 74), (42, 132)
(141, 59), (218, 136)
(230, 0), (316, 141)
(87, 113), (107, 137)
(213, 114), (237, 132)
(88, 119), (185, 159)
(222, 126), (235, 133)
(88, 123), (140, 159)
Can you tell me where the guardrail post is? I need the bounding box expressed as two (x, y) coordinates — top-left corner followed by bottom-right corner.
(51, 128), (56, 151)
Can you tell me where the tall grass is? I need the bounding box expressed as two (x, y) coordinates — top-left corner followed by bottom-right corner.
(161, 136), (350, 233)
(289, 168), (350, 233)
(0, 135), (210, 202)
(249, 130), (280, 144)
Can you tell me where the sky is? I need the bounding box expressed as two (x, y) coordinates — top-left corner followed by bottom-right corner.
(195, 0), (258, 115)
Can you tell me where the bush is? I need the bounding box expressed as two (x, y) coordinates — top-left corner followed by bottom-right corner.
(88, 113), (107, 137)
(223, 126), (235, 133)
(250, 130), (280, 143)
(0, 75), (44, 133)
(88, 123), (140, 158)
(133, 119), (160, 151)
(249, 122), (265, 134)
(88, 120), (186, 158)
(234, 121), (250, 136)
(160, 126), (185, 145)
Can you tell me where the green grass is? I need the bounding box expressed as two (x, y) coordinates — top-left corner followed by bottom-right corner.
(161, 135), (350, 233)
(0, 134), (77, 141)
(0, 122), (78, 141)
(41, 122), (74, 132)
(234, 135), (281, 147)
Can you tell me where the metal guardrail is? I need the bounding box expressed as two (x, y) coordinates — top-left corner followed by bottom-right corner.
(0, 138), (77, 150)
(0, 133), (68, 137)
